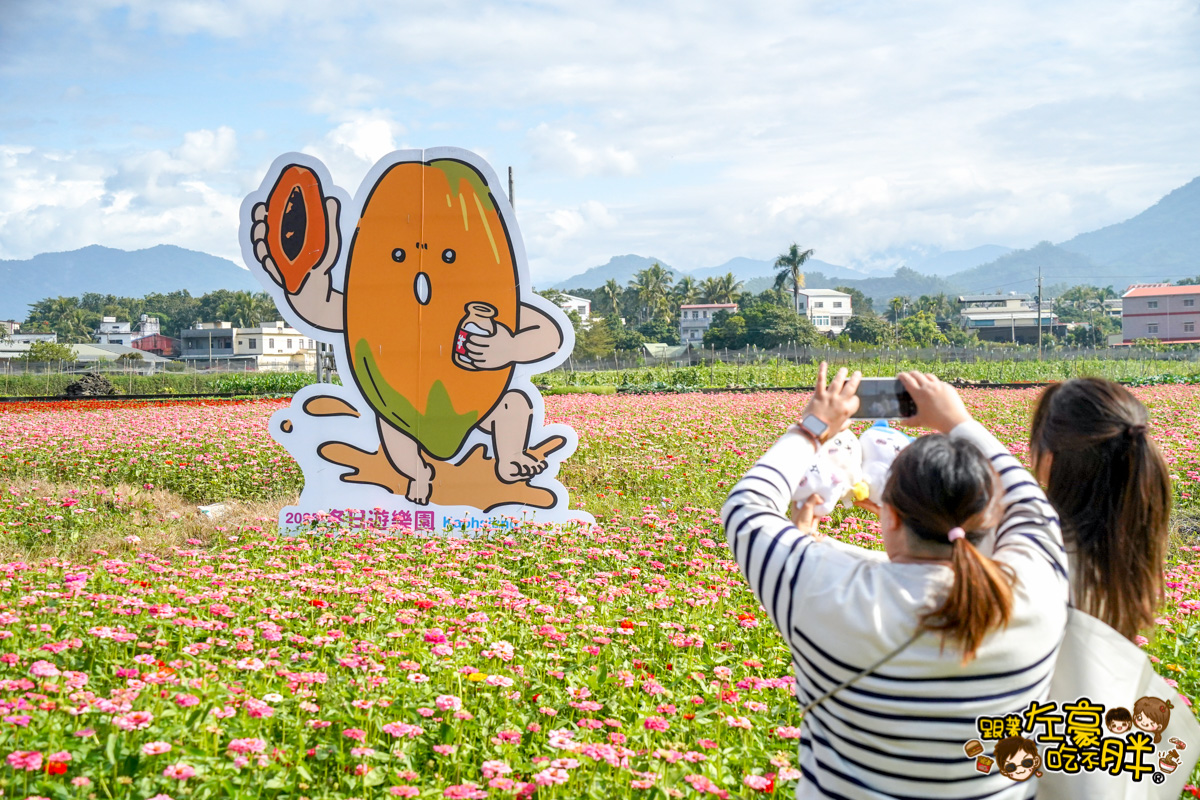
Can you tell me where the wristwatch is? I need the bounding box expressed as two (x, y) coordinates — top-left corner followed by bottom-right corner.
(798, 414), (830, 445)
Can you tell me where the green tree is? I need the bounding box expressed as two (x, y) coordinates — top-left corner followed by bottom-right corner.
(18, 340), (76, 363)
(834, 286), (873, 315)
(703, 310), (748, 349)
(843, 314), (894, 345)
(598, 279), (624, 321)
(673, 276), (700, 309)
(740, 303), (821, 349)
(573, 321), (615, 360)
(637, 318), (680, 345)
(700, 273), (744, 304)
(630, 263), (674, 323)
(885, 296), (909, 324)
(605, 316), (646, 352)
(896, 311), (948, 347)
(774, 243), (813, 313)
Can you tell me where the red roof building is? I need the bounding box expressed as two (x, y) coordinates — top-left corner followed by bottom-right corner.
(1121, 284), (1200, 343)
(132, 334), (180, 358)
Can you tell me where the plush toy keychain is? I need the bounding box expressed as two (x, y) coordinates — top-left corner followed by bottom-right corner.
(791, 421), (912, 517)
(858, 420), (913, 503)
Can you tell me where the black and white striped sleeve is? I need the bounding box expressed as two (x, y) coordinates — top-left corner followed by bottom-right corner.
(949, 420), (1068, 581)
(721, 431), (822, 636)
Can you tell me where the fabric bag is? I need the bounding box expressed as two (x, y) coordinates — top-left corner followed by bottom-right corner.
(1038, 608), (1200, 798)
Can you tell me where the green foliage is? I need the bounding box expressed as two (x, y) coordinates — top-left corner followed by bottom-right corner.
(702, 310), (748, 349)
(896, 311), (949, 347)
(636, 318), (680, 345)
(605, 317), (646, 353)
(843, 314), (894, 345)
(834, 286), (873, 315)
(573, 321), (616, 360)
(18, 340), (76, 363)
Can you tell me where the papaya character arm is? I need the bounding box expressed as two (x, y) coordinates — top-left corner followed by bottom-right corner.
(464, 303), (563, 368)
(252, 196), (345, 333)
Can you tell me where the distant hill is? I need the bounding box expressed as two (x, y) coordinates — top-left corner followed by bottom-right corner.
(1057, 176), (1200, 277)
(907, 245), (1015, 276)
(944, 242), (1110, 295)
(547, 254), (681, 291)
(0, 245), (259, 320)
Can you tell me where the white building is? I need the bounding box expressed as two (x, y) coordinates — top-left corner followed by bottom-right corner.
(795, 289), (852, 334)
(680, 303), (738, 343)
(181, 321), (316, 370)
(94, 316), (133, 346)
(1120, 284), (1200, 344)
(134, 314), (161, 339)
(556, 294), (591, 321)
(235, 321), (317, 371)
(957, 293), (1062, 343)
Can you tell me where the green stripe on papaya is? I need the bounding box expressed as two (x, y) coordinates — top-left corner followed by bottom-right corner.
(354, 338), (479, 460)
(428, 159), (495, 212)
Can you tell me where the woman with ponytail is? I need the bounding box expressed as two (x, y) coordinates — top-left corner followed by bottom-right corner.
(723, 366), (1067, 799)
(1029, 377), (1172, 641)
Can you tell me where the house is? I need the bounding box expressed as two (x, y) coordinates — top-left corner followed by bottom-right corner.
(957, 293), (1063, 343)
(234, 321), (317, 371)
(181, 321), (317, 370)
(94, 316), (133, 346)
(555, 294), (591, 321)
(1103, 299), (1122, 319)
(132, 334), (180, 358)
(133, 314), (161, 340)
(0, 321), (17, 337)
(795, 289), (852, 334)
(9, 332), (58, 344)
(1120, 284), (1200, 343)
(180, 321), (237, 365)
(71, 344), (173, 370)
(680, 303), (738, 344)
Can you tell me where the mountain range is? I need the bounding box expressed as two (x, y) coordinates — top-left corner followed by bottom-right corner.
(2, 176), (1196, 320)
(0, 245), (259, 320)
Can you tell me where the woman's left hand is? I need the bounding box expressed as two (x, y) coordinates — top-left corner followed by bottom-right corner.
(791, 494), (826, 536)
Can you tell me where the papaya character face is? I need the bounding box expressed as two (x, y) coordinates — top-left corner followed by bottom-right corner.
(344, 159), (519, 459)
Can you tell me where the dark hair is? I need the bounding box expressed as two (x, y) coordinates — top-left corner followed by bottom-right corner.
(1030, 378), (1172, 641)
(882, 435), (1014, 663)
(1133, 696), (1173, 743)
(1105, 707), (1132, 727)
(994, 736), (1042, 776)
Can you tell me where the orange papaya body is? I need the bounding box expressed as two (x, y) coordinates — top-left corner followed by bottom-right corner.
(344, 160), (518, 461)
(266, 165), (328, 293)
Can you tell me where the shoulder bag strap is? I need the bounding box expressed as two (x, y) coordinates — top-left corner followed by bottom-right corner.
(798, 628), (924, 717)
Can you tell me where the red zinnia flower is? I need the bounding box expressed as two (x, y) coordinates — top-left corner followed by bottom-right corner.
(46, 762), (68, 776)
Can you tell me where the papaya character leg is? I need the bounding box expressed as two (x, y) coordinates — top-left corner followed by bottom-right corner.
(377, 416), (434, 504)
(479, 390), (546, 483)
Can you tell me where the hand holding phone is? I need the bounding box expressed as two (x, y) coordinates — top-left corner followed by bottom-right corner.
(852, 378), (917, 419)
(895, 372), (973, 433)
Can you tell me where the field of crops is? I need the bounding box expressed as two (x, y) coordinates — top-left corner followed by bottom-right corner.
(1, 388), (1200, 798)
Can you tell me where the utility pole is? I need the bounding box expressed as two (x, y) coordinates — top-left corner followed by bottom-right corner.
(1037, 265), (1043, 360)
(508, 167), (515, 211)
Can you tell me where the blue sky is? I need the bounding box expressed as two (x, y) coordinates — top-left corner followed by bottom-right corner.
(1, 0), (1198, 284)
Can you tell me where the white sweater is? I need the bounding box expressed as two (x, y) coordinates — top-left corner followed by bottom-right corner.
(722, 421), (1069, 799)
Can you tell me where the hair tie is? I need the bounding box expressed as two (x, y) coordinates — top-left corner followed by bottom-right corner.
(1127, 423), (1148, 438)
(947, 527), (966, 543)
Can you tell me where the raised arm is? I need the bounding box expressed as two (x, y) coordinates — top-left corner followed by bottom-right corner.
(897, 372), (1067, 582)
(721, 364), (861, 636)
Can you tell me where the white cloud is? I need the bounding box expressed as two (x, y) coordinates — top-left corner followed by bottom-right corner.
(525, 125), (638, 177)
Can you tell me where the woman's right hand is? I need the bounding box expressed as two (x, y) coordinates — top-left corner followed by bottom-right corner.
(897, 371), (972, 434)
(799, 362), (861, 438)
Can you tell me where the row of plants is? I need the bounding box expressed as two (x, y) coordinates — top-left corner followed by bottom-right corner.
(0, 372), (326, 398)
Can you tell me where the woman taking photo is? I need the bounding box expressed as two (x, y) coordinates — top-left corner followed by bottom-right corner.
(723, 366), (1068, 798)
(1029, 377), (1173, 640)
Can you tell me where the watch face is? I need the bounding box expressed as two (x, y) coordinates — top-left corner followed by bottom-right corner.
(802, 415), (829, 438)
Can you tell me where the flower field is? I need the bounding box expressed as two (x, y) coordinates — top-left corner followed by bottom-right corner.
(1, 388), (1200, 799)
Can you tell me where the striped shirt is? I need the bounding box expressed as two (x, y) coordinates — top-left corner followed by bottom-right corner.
(722, 421), (1069, 799)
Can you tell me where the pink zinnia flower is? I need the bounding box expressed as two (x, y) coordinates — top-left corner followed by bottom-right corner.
(113, 711), (154, 730)
(534, 768), (570, 786)
(29, 660), (60, 678)
(142, 741), (172, 755)
(435, 694), (462, 711)
(342, 728), (367, 741)
(389, 788), (420, 797)
(226, 738), (267, 755)
(6, 750), (42, 771)
(442, 783), (486, 799)
(163, 763), (196, 780)
(644, 716), (670, 731)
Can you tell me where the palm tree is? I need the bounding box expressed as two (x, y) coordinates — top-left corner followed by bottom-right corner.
(219, 291), (272, 328)
(673, 276), (700, 308)
(45, 297), (93, 343)
(701, 273), (744, 305)
(885, 296), (907, 324)
(630, 263), (674, 323)
(774, 243), (813, 314)
(599, 279), (623, 321)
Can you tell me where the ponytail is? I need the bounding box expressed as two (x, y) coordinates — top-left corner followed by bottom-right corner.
(1031, 379), (1172, 640)
(922, 537), (1015, 663)
(883, 435), (1015, 663)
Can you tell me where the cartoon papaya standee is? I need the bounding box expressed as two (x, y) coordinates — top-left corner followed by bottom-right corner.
(239, 148), (589, 529)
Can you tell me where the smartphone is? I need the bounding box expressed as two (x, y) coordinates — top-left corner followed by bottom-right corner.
(852, 377), (917, 419)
